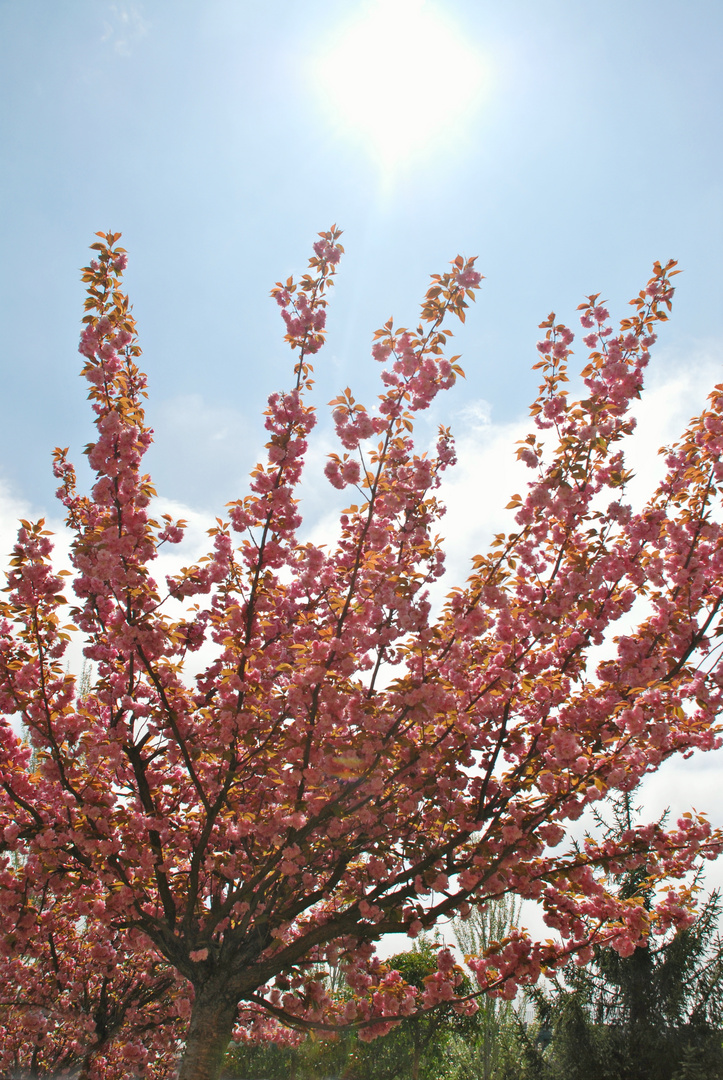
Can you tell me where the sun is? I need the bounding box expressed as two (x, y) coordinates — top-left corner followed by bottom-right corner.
(311, 0), (487, 174)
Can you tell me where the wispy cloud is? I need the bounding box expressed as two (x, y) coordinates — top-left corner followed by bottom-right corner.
(100, 2), (150, 57)
(147, 393), (258, 510)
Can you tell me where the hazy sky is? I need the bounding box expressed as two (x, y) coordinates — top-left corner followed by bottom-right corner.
(1, 0), (721, 511)
(1, 0), (723, 907)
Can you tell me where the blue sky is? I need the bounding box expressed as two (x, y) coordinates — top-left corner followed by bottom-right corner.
(1, 0), (723, 899)
(1, 0), (721, 515)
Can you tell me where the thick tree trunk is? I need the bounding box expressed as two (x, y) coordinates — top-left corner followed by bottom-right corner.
(177, 984), (239, 1080)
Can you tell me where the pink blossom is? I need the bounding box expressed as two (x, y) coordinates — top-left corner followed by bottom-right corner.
(1, 236), (713, 1071)
(456, 269), (482, 288)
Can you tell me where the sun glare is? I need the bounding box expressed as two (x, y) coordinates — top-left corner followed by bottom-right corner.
(312, 0), (486, 173)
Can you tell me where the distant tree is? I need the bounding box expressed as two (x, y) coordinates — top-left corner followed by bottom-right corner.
(511, 800), (723, 1080)
(447, 896), (521, 1080)
(351, 940), (478, 1080)
(225, 938), (476, 1080)
(221, 1037), (298, 1080)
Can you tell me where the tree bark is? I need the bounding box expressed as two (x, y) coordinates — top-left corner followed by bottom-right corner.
(177, 984), (239, 1080)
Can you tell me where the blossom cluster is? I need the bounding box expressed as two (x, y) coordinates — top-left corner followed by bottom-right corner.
(0, 231), (721, 1076)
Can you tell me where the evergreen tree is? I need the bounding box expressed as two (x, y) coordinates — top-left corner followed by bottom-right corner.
(514, 799), (723, 1080)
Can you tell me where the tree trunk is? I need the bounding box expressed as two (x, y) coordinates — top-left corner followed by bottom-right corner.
(412, 1025), (420, 1080)
(77, 1049), (102, 1080)
(177, 984), (239, 1080)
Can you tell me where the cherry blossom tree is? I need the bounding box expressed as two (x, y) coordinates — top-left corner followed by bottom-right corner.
(0, 874), (184, 1078)
(0, 716), (185, 1077)
(1, 228), (722, 1079)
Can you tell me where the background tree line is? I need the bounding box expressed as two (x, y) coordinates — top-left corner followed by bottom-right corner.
(225, 803), (723, 1080)
(225, 890), (723, 1080)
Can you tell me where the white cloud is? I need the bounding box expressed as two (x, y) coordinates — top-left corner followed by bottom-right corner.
(436, 400), (529, 589)
(147, 393), (257, 511)
(100, 3), (150, 57)
(0, 479), (32, 565)
(625, 342), (722, 507)
(150, 496), (217, 583)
